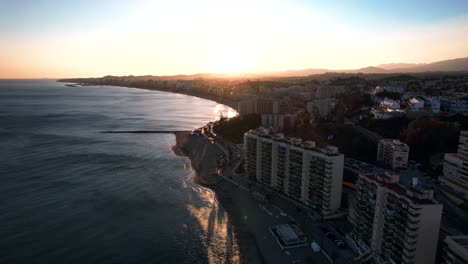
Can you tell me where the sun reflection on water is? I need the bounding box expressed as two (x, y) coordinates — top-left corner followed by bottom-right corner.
(213, 104), (238, 119)
(185, 185), (240, 264)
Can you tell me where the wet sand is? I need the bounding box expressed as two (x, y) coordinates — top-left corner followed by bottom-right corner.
(172, 132), (265, 264)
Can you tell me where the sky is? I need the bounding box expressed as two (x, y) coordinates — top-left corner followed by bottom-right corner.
(1, 0), (468, 78)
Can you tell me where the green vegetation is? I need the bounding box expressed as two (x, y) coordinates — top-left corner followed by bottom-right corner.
(404, 117), (460, 163)
(329, 125), (377, 162)
(341, 93), (372, 116)
(213, 114), (261, 144)
(375, 91), (401, 100)
(364, 117), (409, 139)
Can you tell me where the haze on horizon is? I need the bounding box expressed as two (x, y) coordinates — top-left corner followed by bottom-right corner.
(1, 0), (468, 79)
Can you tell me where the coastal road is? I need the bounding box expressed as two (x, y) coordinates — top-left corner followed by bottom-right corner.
(187, 131), (356, 263)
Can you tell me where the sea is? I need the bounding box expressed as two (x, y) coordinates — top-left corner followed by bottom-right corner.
(0, 80), (239, 264)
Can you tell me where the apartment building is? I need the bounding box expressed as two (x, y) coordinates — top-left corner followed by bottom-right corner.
(441, 236), (468, 264)
(377, 139), (409, 170)
(350, 172), (442, 264)
(306, 98), (337, 119)
(441, 130), (468, 198)
(244, 128), (344, 215)
(261, 113), (296, 132)
(237, 98), (279, 116)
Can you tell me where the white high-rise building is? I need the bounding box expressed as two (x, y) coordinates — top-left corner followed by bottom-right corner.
(244, 129), (344, 215)
(377, 139), (409, 170)
(350, 172), (442, 264)
(441, 130), (468, 198)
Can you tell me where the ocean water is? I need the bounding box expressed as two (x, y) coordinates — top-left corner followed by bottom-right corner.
(0, 80), (239, 264)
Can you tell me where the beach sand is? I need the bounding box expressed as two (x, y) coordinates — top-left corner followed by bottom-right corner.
(173, 132), (265, 264)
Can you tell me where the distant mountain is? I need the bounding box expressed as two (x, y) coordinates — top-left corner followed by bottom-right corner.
(345, 66), (388, 74)
(377, 63), (422, 70)
(264, 57), (468, 77)
(63, 57), (468, 82)
(390, 57), (468, 73)
(261, 68), (329, 77)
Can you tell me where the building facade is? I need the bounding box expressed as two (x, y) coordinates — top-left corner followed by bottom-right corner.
(306, 99), (337, 119)
(441, 236), (468, 264)
(244, 129), (344, 215)
(350, 172), (442, 264)
(441, 131), (468, 198)
(377, 139), (409, 170)
(261, 113), (296, 132)
(237, 99), (279, 116)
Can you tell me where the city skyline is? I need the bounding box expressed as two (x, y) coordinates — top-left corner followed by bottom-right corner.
(1, 0), (468, 78)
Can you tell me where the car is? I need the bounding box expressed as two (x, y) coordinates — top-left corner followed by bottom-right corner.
(311, 241), (321, 252)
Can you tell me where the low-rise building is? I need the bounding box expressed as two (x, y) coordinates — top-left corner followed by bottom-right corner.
(371, 86), (405, 96)
(441, 97), (468, 115)
(380, 97), (401, 110)
(423, 96), (441, 114)
(408, 97), (425, 110)
(350, 172), (442, 264)
(244, 128), (344, 216)
(377, 139), (409, 170)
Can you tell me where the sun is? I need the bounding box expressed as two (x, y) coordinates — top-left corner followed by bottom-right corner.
(207, 43), (254, 73)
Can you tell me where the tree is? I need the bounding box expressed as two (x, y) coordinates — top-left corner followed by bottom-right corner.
(404, 117), (460, 163)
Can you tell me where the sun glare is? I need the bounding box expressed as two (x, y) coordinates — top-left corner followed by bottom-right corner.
(207, 43), (254, 73)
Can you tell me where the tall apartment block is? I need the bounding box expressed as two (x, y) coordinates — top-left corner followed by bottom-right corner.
(244, 128), (344, 215)
(377, 139), (409, 170)
(441, 236), (468, 264)
(441, 130), (468, 198)
(350, 172), (442, 264)
(237, 99), (279, 116)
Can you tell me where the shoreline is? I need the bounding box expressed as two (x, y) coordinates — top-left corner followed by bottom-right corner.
(172, 131), (265, 264)
(59, 81), (239, 110)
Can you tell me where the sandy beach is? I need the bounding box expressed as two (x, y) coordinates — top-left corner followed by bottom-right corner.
(172, 132), (265, 264)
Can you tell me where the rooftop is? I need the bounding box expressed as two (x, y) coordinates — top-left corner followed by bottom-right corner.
(246, 128), (341, 156)
(360, 172), (435, 205)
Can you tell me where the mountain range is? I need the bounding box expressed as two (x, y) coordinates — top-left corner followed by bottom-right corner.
(264, 57), (468, 77)
(77, 57), (468, 81)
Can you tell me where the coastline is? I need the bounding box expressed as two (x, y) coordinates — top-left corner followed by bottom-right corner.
(59, 81), (238, 110)
(172, 132), (265, 264)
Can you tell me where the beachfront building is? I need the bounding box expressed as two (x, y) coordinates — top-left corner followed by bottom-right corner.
(441, 236), (468, 264)
(441, 131), (468, 198)
(237, 98), (279, 116)
(377, 139), (409, 170)
(350, 172), (442, 264)
(243, 128), (344, 216)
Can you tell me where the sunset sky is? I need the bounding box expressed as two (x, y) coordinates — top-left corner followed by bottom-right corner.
(1, 0), (468, 78)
